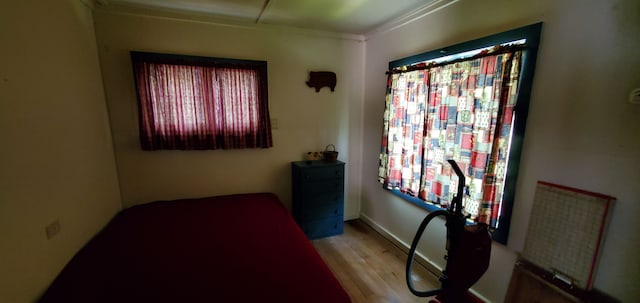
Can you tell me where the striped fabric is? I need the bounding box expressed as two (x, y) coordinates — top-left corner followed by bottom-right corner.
(132, 53), (272, 150)
(379, 51), (522, 228)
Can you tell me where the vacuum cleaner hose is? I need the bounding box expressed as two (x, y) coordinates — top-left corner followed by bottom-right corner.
(406, 209), (450, 297)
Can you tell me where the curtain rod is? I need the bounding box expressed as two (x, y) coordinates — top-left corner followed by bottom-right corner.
(386, 44), (526, 75)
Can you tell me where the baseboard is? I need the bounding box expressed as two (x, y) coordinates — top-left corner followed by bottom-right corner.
(359, 214), (442, 276)
(344, 214), (360, 221)
(358, 213), (492, 303)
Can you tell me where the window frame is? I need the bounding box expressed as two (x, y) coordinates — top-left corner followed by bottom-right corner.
(386, 23), (542, 244)
(130, 51), (271, 150)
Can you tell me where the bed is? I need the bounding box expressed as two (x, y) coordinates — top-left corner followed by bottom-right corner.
(39, 193), (351, 303)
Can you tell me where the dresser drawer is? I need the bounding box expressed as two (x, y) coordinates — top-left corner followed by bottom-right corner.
(300, 179), (343, 196)
(300, 191), (343, 206)
(300, 166), (344, 181)
(302, 216), (344, 240)
(302, 202), (344, 221)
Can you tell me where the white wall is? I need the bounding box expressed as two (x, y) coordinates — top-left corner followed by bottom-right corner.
(0, 0), (122, 301)
(3, 0), (637, 302)
(362, 0), (640, 302)
(93, 9), (364, 218)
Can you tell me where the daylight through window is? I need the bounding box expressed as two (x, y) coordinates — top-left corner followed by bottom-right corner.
(131, 52), (272, 150)
(378, 23), (542, 244)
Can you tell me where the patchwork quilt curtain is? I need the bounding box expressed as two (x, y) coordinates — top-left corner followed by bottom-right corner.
(379, 50), (523, 228)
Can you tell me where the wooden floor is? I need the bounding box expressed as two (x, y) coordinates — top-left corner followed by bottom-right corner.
(312, 219), (440, 303)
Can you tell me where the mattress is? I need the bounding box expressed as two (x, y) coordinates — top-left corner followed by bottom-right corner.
(39, 193), (351, 303)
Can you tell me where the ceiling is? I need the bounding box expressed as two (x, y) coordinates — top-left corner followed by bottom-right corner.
(96, 0), (455, 35)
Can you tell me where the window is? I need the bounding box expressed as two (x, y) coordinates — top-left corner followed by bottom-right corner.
(378, 23), (542, 244)
(131, 52), (272, 150)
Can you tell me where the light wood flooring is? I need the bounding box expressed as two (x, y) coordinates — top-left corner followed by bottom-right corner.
(312, 219), (440, 303)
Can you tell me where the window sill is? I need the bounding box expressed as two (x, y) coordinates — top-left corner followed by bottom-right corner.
(387, 188), (445, 213)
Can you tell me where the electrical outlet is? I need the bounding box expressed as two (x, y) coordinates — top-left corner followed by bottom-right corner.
(45, 220), (61, 240)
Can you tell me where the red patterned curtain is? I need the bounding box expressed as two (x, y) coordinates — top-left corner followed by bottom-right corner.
(379, 50), (522, 228)
(132, 54), (271, 150)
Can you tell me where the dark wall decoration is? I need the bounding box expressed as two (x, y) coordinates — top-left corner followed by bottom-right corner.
(306, 71), (336, 92)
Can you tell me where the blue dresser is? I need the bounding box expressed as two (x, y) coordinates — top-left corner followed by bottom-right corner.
(291, 160), (345, 239)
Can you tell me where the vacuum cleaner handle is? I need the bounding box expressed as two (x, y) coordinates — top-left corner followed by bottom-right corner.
(406, 209), (450, 297)
(447, 159), (465, 216)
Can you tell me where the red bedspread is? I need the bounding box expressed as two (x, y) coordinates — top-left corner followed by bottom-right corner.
(40, 193), (351, 303)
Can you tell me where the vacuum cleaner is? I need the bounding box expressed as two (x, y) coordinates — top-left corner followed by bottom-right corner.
(406, 160), (492, 303)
